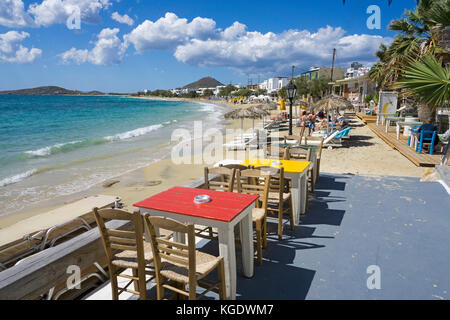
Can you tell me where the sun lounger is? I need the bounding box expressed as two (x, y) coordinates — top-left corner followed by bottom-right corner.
(0, 195), (117, 270)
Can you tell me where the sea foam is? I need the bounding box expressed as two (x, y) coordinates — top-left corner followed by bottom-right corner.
(0, 169), (38, 187)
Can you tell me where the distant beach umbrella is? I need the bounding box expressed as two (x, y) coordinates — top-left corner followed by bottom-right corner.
(313, 94), (353, 112)
(224, 107), (262, 140)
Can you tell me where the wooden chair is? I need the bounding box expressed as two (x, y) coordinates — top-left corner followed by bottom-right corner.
(266, 145), (289, 160)
(143, 216), (226, 300)
(253, 166), (294, 240)
(202, 167), (237, 240)
(219, 164), (251, 191)
(285, 146), (315, 194)
(236, 169), (270, 265)
(306, 137), (324, 181)
(93, 208), (155, 300)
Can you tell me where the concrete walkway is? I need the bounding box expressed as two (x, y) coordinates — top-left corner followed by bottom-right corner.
(198, 173), (449, 300)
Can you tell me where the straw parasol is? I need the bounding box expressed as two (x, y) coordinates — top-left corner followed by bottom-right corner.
(313, 94), (353, 112)
(224, 107), (262, 140)
(313, 95), (353, 134)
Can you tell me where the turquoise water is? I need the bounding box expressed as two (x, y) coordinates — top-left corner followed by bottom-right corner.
(0, 95), (227, 216)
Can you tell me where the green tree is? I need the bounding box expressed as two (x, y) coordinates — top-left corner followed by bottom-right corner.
(202, 89), (214, 97)
(218, 85), (237, 97)
(233, 88), (253, 97)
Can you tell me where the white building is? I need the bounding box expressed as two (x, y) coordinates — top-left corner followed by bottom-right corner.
(345, 67), (370, 79)
(259, 77), (289, 93)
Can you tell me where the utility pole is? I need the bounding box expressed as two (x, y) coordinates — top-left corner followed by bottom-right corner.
(330, 48), (336, 94)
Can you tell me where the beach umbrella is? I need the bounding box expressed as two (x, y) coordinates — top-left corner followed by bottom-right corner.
(246, 106), (270, 132)
(312, 95), (352, 134)
(255, 103), (277, 126)
(313, 94), (353, 112)
(224, 107), (261, 140)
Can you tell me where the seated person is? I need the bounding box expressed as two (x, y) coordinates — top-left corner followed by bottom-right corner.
(418, 117), (439, 148)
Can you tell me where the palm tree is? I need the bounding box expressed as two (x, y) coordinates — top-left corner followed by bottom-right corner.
(369, 0), (449, 119)
(396, 54), (449, 118)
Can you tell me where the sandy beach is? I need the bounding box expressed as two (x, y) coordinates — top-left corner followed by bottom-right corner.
(0, 98), (426, 245)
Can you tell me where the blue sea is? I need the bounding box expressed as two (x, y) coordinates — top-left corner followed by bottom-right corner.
(0, 95), (227, 217)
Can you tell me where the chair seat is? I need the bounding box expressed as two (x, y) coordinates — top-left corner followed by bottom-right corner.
(160, 251), (221, 283)
(111, 242), (154, 269)
(252, 208), (265, 222)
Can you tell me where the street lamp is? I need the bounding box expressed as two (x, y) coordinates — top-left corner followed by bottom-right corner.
(286, 80), (297, 135)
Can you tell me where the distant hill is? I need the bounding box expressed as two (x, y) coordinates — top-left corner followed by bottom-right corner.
(0, 86), (105, 95)
(183, 77), (223, 89)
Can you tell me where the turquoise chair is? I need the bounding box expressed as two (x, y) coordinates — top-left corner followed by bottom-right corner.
(417, 130), (437, 155)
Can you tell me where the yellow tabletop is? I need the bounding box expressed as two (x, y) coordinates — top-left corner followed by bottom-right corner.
(241, 158), (311, 173)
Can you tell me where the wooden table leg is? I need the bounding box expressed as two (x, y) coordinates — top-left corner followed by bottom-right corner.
(288, 172), (301, 224)
(239, 206), (254, 278)
(300, 172), (308, 215)
(218, 226), (236, 300)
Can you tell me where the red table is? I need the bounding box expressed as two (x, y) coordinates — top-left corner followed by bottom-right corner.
(134, 186), (258, 300)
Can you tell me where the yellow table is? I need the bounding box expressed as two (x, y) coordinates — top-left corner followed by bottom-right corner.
(241, 158), (311, 223)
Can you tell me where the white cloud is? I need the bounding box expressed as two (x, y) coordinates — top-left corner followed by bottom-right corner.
(59, 27), (127, 65)
(111, 11), (134, 26)
(0, 0), (35, 28)
(0, 30), (42, 63)
(28, 0), (111, 27)
(125, 12), (216, 52)
(174, 25), (392, 74)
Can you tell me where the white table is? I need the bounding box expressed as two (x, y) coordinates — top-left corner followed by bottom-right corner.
(134, 187), (256, 300)
(396, 121), (423, 140)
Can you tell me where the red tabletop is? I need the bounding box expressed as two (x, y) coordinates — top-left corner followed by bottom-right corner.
(133, 187), (259, 222)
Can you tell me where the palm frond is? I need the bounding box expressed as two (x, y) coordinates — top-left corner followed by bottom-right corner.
(396, 54), (450, 107)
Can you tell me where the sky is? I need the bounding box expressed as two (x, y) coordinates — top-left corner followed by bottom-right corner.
(0, 0), (418, 92)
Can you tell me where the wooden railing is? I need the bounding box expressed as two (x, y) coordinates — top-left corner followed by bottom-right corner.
(0, 176), (212, 300)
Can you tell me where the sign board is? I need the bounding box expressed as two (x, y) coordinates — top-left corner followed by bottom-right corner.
(377, 91), (398, 124)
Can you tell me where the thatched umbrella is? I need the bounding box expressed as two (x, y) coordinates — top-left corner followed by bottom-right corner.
(313, 95), (353, 134)
(224, 107), (261, 141)
(313, 94), (353, 112)
(246, 106), (270, 132)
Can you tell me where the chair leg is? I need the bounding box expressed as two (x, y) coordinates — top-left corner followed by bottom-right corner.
(217, 259), (226, 300)
(109, 266), (119, 300)
(277, 207), (283, 240)
(188, 282), (197, 300)
(156, 275), (164, 300)
(316, 159), (320, 182)
(263, 217), (267, 249)
(136, 268), (147, 300)
(255, 219), (262, 265)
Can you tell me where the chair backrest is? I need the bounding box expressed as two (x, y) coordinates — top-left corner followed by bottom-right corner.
(143, 216), (196, 284)
(93, 208), (145, 268)
(236, 169), (270, 210)
(285, 146), (312, 161)
(253, 166), (285, 197)
(204, 167), (236, 192)
(266, 145), (288, 159)
(306, 137), (324, 158)
(420, 130), (437, 142)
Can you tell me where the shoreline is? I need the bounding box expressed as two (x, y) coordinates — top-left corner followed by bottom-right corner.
(0, 100), (426, 243)
(0, 97), (239, 232)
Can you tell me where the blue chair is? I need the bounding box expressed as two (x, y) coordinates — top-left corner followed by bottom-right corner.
(417, 130), (437, 155)
(408, 125), (421, 147)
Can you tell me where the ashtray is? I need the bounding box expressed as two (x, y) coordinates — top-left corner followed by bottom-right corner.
(271, 161), (282, 166)
(194, 195), (211, 204)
